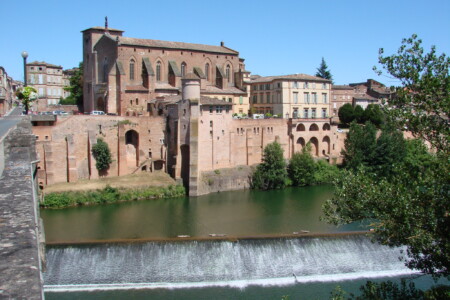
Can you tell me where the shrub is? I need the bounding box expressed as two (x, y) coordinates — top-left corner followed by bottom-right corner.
(92, 138), (112, 172)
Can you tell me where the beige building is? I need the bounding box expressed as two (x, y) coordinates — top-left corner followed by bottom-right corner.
(27, 61), (65, 111)
(82, 25), (248, 116)
(0, 67), (21, 116)
(249, 74), (332, 119)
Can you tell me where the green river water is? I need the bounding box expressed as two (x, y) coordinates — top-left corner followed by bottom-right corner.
(41, 185), (447, 299)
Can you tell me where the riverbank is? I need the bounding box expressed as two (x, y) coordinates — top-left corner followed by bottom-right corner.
(43, 171), (177, 193)
(41, 172), (185, 208)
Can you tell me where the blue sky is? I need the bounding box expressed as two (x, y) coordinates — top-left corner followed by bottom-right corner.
(2, 0), (449, 85)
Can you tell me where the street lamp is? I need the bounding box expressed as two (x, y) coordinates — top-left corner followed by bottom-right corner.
(21, 51), (28, 86)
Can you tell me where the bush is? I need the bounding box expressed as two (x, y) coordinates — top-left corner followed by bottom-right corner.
(288, 144), (315, 186)
(252, 142), (287, 190)
(313, 160), (340, 184)
(92, 138), (112, 172)
(338, 103), (355, 125)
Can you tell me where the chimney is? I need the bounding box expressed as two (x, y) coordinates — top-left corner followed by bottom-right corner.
(220, 41), (224, 47)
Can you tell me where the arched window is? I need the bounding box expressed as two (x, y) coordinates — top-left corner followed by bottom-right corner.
(226, 64), (231, 81)
(156, 61), (161, 81)
(181, 62), (187, 77)
(205, 63), (210, 81)
(129, 59), (135, 80)
(102, 57), (108, 82)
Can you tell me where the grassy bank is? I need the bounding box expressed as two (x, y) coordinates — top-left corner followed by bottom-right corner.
(41, 185), (186, 209)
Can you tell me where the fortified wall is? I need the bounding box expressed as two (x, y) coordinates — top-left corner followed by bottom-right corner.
(33, 115), (166, 186)
(32, 78), (346, 195)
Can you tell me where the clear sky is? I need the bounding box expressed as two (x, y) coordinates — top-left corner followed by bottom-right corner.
(2, 0), (449, 85)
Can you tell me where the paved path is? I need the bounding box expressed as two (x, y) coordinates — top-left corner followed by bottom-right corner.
(0, 107), (23, 139)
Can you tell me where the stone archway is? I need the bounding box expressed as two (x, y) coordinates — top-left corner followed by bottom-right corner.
(322, 136), (330, 155)
(125, 130), (139, 169)
(97, 97), (105, 111)
(296, 123), (305, 131)
(309, 137), (319, 156)
(309, 123), (319, 131)
(296, 137), (305, 152)
(323, 123), (331, 131)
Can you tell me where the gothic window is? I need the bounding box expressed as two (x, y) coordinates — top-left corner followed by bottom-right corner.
(205, 63), (209, 81)
(103, 57), (108, 82)
(129, 59), (135, 80)
(156, 61), (161, 81)
(181, 62), (187, 77)
(226, 64), (231, 81)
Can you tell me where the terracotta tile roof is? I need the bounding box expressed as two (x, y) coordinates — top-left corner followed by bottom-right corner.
(250, 74), (331, 83)
(117, 37), (238, 55)
(27, 61), (62, 68)
(332, 85), (354, 90)
(203, 85), (247, 95)
(150, 95), (232, 106)
(155, 82), (180, 90)
(199, 96), (233, 105)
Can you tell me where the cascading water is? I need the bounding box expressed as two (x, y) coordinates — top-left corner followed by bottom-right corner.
(44, 235), (417, 292)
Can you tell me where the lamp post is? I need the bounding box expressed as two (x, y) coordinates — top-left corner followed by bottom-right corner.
(21, 51), (28, 87)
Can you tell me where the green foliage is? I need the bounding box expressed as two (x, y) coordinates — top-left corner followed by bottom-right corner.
(316, 57), (333, 81)
(325, 35), (450, 277)
(374, 34), (449, 152)
(341, 122), (377, 171)
(252, 142), (287, 190)
(41, 185), (186, 208)
(16, 86), (37, 114)
(288, 144), (315, 186)
(63, 62), (83, 107)
(92, 138), (112, 172)
(363, 104), (384, 127)
(353, 105), (364, 123)
(313, 159), (340, 184)
(338, 103), (355, 125)
(329, 286), (347, 300)
(59, 97), (76, 105)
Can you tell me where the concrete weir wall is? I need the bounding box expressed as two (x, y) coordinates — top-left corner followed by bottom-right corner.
(0, 118), (45, 299)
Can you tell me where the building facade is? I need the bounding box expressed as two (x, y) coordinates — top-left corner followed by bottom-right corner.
(26, 61), (65, 111)
(249, 74), (332, 119)
(0, 67), (20, 116)
(82, 26), (249, 116)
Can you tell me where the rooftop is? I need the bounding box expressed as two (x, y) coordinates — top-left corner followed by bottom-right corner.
(116, 36), (239, 55)
(250, 74), (331, 83)
(27, 61), (62, 69)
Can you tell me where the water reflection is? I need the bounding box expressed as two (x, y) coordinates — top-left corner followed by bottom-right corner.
(41, 185), (362, 243)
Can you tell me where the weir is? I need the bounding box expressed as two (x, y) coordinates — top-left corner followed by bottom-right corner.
(44, 235), (415, 292)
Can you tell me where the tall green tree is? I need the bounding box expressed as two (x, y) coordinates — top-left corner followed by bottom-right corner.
(324, 35), (450, 277)
(353, 105), (364, 123)
(252, 142), (287, 190)
(363, 104), (384, 127)
(16, 86), (37, 114)
(316, 57), (333, 81)
(288, 143), (315, 186)
(62, 62), (83, 107)
(338, 103), (355, 125)
(374, 34), (449, 152)
(341, 121), (377, 171)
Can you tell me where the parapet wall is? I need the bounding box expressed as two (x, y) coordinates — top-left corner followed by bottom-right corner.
(0, 118), (44, 299)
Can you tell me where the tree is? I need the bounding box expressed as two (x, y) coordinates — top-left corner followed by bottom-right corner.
(288, 143), (315, 186)
(353, 105), (364, 123)
(324, 35), (450, 277)
(62, 62), (83, 107)
(338, 103), (355, 125)
(251, 141), (287, 190)
(363, 104), (384, 127)
(316, 57), (333, 81)
(341, 121), (377, 171)
(92, 138), (112, 173)
(15, 86), (37, 114)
